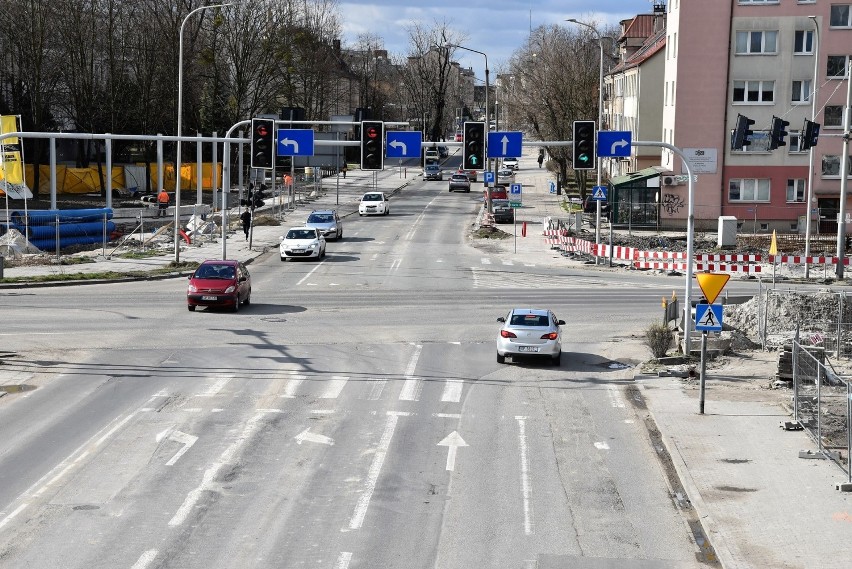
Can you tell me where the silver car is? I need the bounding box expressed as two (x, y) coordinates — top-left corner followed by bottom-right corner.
(496, 308), (565, 365)
(306, 210), (342, 241)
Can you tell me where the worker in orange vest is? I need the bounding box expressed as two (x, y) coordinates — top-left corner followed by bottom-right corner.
(156, 189), (170, 217)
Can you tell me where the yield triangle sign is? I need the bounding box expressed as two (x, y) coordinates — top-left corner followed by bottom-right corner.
(696, 273), (730, 305)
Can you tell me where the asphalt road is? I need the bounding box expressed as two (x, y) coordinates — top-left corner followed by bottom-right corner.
(0, 176), (764, 568)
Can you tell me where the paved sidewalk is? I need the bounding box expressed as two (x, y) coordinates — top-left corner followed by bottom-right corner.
(4, 152), (852, 568)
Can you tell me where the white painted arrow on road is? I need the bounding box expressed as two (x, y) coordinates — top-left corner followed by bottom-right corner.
(437, 431), (468, 471)
(156, 427), (199, 466)
(295, 428), (335, 446)
(389, 140), (407, 154)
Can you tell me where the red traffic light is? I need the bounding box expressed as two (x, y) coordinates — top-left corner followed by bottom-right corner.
(256, 124), (269, 137)
(366, 126), (379, 139)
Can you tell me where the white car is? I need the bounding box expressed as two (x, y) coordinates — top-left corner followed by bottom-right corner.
(496, 308), (565, 366)
(503, 157), (519, 170)
(279, 227), (326, 261)
(497, 167), (515, 183)
(359, 192), (390, 216)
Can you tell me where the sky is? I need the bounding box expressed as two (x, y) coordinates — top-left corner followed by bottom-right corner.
(337, 0), (660, 78)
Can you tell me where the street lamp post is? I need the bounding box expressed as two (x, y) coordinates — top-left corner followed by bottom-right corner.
(805, 16), (820, 278)
(444, 43), (493, 214)
(566, 18), (607, 251)
(174, 2), (234, 262)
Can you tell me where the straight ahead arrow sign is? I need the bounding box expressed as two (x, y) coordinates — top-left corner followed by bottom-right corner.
(501, 135), (509, 155)
(437, 431), (468, 471)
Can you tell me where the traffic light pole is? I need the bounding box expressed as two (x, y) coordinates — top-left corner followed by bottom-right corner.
(836, 60), (852, 280)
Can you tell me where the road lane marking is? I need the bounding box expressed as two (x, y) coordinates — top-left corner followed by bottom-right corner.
(130, 550), (158, 569)
(0, 503), (28, 530)
(169, 412), (268, 527)
(594, 442), (610, 450)
(320, 376), (349, 399)
(437, 431), (468, 471)
(398, 344), (423, 401)
(155, 428), (199, 466)
(296, 259), (327, 286)
(607, 385), (626, 408)
(370, 253), (378, 261)
(197, 377), (230, 397)
(441, 379), (463, 403)
(334, 552), (353, 569)
(280, 375), (306, 398)
(295, 428), (334, 445)
(366, 377), (386, 400)
(502, 260), (514, 265)
(349, 412), (403, 529)
(516, 416), (534, 535)
(96, 414), (135, 447)
(481, 257), (491, 264)
(310, 409), (336, 415)
(432, 413), (462, 419)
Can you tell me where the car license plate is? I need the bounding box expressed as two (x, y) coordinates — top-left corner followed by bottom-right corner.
(518, 346), (539, 353)
(292, 249), (304, 253)
(201, 295), (217, 301)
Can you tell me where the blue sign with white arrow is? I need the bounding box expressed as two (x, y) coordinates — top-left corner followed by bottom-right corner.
(277, 129), (314, 156)
(695, 303), (723, 332)
(487, 131), (522, 158)
(386, 131), (422, 159)
(597, 130), (632, 158)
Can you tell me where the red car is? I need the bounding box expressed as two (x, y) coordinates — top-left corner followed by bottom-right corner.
(457, 168), (477, 182)
(187, 259), (252, 312)
(484, 185), (508, 201)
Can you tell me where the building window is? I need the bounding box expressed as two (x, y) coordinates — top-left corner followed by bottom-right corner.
(794, 30), (814, 54)
(732, 130), (771, 152)
(729, 178), (770, 201)
(822, 155), (852, 177)
(789, 130), (803, 152)
(733, 80), (775, 103)
(827, 55), (851, 78)
(830, 5), (852, 27)
(787, 179), (806, 202)
(735, 30), (778, 54)
(739, 0), (779, 4)
(825, 106), (843, 127)
(792, 80), (811, 103)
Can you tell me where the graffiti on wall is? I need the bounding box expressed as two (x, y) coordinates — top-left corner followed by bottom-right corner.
(662, 193), (685, 216)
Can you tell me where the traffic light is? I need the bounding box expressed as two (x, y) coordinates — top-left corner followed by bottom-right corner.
(253, 185), (266, 209)
(572, 120), (596, 170)
(768, 115), (790, 150)
(360, 120), (384, 170)
(731, 114), (755, 151)
(463, 121), (485, 170)
(801, 119), (821, 151)
(251, 118), (275, 169)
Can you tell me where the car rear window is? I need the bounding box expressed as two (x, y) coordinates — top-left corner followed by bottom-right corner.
(510, 314), (550, 326)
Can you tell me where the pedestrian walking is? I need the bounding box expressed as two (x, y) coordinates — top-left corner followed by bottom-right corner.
(341, 162), (347, 179)
(156, 189), (170, 217)
(240, 209), (251, 240)
(537, 151), (544, 169)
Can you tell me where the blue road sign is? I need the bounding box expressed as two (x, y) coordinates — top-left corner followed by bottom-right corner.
(510, 183), (522, 196)
(597, 131), (632, 158)
(591, 186), (608, 201)
(484, 171), (495, 184)
(695, 303), (723, 331)
(277, 129), (314, 156)
(487, 131), (523, 158)
(549, 181), (556, 194)
(386, 131), (422, 159)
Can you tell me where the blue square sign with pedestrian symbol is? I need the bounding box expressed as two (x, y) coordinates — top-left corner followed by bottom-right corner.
(695, 303), (723, 331)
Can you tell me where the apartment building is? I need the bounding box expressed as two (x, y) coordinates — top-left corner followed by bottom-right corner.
(606, 0), (851, 234)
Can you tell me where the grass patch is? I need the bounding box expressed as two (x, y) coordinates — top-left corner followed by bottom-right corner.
(0, 261), (199, 284)
(472, 226), (511, 239)
(117, 249), (170, 259)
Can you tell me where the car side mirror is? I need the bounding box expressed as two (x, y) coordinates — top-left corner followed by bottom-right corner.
(279, 236), (284, 241)
(187, 275), (192, 280)
(497, 317), (506, 323)
(557, 320), (566, 325)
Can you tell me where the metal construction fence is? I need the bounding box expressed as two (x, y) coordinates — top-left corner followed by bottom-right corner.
(791, 338), (852, 482)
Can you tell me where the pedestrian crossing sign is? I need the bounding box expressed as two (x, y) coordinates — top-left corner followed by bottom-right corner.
(591, 186), (607, 201)
(695, 303), (723, 331)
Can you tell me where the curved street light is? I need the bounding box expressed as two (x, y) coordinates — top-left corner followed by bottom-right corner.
(174, 2), (235, 262)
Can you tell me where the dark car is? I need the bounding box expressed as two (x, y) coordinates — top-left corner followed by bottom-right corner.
(448, 173), (471, 192)
(187, 259), (251, 312)
(583, 195), (610, 216)
(437, 145), (449, 158)
(424, 164), (443, 181)
(492, 199), (515, 224)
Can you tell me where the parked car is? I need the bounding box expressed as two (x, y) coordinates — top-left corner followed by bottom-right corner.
(424, 164), (443, 181)
(497, 167), (515, 183)
(496, 308), (565, 365)
(424, 148), (440, 163)
(484, 185), (508, 201)
(306, 209), (342, 240)
(279, 227), (326, 261)
(437, 145), (449, 158)
(492, 199), (515, 224)
(448, 173), (471, 192)
(457, 168), (477, 182)
(186, 259), (251, 312)
(502, 157), (519, 170)
(359, 192), (390, 216)
(583, 195), (610, 217)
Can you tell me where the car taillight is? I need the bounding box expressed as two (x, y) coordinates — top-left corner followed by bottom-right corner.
(541, 332), (558, 340)
(501, 330), (517, 338)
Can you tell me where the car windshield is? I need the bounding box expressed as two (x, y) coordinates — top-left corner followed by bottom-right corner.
(363, 194), (381, 201)
(287, 229), (316, 239)
(196, 264), (235, 279)
(510, 314), (550, 327)
(307, 214), (333, 223)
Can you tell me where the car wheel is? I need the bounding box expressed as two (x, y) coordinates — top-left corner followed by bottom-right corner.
(188, 305), (195, 312)
(385, 208), (390, 215)
(321, 247), (326, 258)
(497, 353), (505, 364)
(233, 297), (240, 312)
(551, 352), (561, 366)
(281, 255), (287, 262)
(359, 212), (363, 216)
(244, 292), (251, 306)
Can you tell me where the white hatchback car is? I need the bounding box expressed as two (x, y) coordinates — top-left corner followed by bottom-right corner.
(359, 192), (390, 216)
(279, 227), (326, 261)
(496, 308), (565, 366)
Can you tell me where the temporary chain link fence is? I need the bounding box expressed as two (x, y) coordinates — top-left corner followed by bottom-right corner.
(791, 338), (852, 482)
